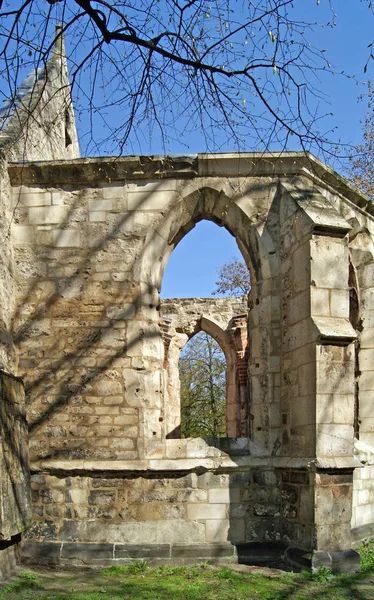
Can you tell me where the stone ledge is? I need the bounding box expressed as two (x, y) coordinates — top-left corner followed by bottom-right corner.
(115, 544), (170, 559)
(62, 543), (113, 560)
(313, 317), (357, 345)
(7, 152), (373, 221)
(30, 455), (362, 475)
(280, 178), (351, 236)
(21, 541), (237, 567)
(21, 542), (62, 564)
(308, 458), (362, 470)
(237, 541), (288, 566)
(20, 541), (361, 572)
(171, 543), (235, 558)
(9, 155), (198, 186)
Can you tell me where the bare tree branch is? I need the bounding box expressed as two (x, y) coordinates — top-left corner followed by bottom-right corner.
(0, 0), (368, 156)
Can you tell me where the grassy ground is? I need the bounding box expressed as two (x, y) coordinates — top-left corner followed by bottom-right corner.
(1, 541), (374, 600)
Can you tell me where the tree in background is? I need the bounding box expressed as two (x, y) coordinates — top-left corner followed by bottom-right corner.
(0, 1), (361, 156)
(179, 332), (226, 438)
(213, 257), (251, 298)
(348, 81), (374, 201)
(179, 257), (249, 437)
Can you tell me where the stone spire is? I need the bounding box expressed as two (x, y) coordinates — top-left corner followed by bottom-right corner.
(0, 23), (80, 161)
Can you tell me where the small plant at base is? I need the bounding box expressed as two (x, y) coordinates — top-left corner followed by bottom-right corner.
(298, 569), (314, 581)
(157, 565), (186, 576)
(315, 565), (333, 581)
(100, 565), (130, 576)
(127, 560), (149, 574)
(187, 563), (212, 578)
(215, 567), (241, 581)
(19, 571), (39, 580)
(358, 538), (374, 572)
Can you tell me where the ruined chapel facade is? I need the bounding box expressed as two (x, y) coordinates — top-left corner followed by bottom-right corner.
(0, 35), (374, 574)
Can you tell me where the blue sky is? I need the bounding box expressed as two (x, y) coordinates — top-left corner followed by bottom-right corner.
(2, 2), (373, 299)
(161, 221), (241, 298)
(161, 4), (374, 298)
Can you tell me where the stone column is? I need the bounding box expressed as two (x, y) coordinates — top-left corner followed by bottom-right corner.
(280, 178), (360, 572)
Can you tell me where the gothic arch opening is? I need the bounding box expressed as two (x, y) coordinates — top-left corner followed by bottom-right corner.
(179, 331), (227, 438)
(160, 307), (245, 438)
(136, 184), (280, 446)
(135, 185), (265, 296)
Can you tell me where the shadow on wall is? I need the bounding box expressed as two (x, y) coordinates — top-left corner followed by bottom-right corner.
(0, 370), (31, 576)
(6, 168), (276, 462)
(5, 161), (305, 570)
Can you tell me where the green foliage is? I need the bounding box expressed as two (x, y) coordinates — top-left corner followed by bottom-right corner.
(157, 565), (187, 576)
(215, 567), (241, 580)
(297, 569), (314, 581)
(127, 561), (149, 574)
(315, 565), (333, 582)
(100, 561), (149, 576)
(100, 565), (130, 576)
(3, 561), (374, 600)
(358, 538), (374, 571)
(179, 332), (226, 438)
(1, 576), (38, 594)
(19, 571), (39, 581)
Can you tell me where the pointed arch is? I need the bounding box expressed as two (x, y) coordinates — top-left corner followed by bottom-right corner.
(162, 307), (247, 438)
(134, 185), (275, 298)
(136, 183), (280, 442)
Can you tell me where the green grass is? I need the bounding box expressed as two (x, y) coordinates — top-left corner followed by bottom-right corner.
(0, 551), (374, 600)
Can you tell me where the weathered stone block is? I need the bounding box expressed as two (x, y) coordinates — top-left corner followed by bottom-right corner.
(102, 185), (125, 199)
(171, 542), (235, 558)
(311, 287), (330, 317)
(88, 490), (115, 506)
(53, 229), (80, 247)
(88, 199), (113, 212)
(310, 237), (348, 290)
(29, 206), (67, 224)
(330, 289), (349, 318)
(187, 504), (227, 520)
(22, 542), (61, 564)
(127, 190), (174, 211)
(12, 225), (34, 244)
(17, 192), (51, 207)
(316, 424), (353, 457)
(315, 485), (352, 526)
(61, 543), (113, 559)
(208, 488), (240, 504)
(115, 544), (170, 559)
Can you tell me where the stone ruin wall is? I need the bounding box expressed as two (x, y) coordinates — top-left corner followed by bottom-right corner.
(0, 370), (31, 577)
(0, 29), (374, 575)
(0, 151), (372, 570)
(8, 157), (282, 466)
(0, 160), (17, 373)
(0, 30), (80, 374)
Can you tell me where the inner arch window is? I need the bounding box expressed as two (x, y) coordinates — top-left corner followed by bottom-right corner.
(159, 216), (251, 440)
(179, 331), (226, 438)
